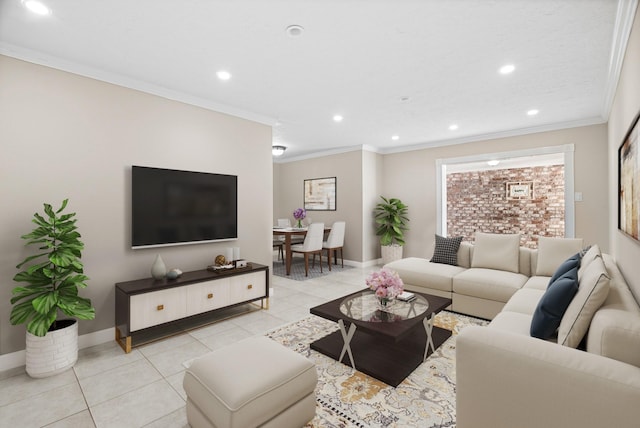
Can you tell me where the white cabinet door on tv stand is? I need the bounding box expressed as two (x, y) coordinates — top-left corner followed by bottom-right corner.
(115, 263), (269, 353)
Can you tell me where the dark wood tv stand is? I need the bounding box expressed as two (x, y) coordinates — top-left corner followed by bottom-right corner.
(115, 262), (269, 353)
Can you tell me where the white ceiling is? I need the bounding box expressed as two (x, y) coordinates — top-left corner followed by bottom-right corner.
(0, 0), (637, 160)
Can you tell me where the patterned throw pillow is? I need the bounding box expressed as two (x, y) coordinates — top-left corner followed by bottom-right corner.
(431, 235), (463, 266)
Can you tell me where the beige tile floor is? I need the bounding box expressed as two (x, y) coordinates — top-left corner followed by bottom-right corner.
(0, 258), (377, 428)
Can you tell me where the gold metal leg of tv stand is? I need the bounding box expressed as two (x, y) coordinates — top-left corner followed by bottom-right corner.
(115, 328), (132, 354)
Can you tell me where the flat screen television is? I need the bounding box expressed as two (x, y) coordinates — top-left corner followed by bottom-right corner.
(131, 166), (238, 249)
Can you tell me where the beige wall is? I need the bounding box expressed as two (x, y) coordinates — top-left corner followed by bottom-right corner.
(274, 150), (364, 262)
(0, 56), (273, 355)
(276, 123), (608, 264)
(609, 6), (640, 301)
(382, 125), (609, 259)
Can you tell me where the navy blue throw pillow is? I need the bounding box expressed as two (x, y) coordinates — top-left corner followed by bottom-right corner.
(530, 266), (579, 339)
(548, 253), (581, 285)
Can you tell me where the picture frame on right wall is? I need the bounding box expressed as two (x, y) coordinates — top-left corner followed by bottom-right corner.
(618, 110), (640, 242)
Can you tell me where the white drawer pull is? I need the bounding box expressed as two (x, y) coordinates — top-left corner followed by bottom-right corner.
(207, 293), (213, 299)
(157, 304), (164, 311)
(247, 284), (253, 290)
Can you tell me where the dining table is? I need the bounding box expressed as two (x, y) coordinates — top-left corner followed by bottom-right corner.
(273, 226), (331, 275)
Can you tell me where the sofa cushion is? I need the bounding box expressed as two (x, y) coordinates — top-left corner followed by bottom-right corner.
(558, 256), (610, 348)
(586, 254), (640, 368)
(489, 311), (533, 336)
(431, 234), (463, 266)
(502, 288), (545, 315)
(453, 268), (528, 302)
(471, 232), (521, 273)
(384, 257), (465, 292)
(535, 237), (583, 276)
(578, 244), (601, 281)
(530, 267), (579, 339)
(523, 276), (550, 291)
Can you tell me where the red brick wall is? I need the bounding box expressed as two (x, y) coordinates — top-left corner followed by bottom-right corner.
(446, 165), (565, 248)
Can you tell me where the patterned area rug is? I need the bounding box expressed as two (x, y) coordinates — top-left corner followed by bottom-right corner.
(272, 256), (353, 281)
(265, 312), (488, 428)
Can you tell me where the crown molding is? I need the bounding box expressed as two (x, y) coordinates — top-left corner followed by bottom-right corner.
(0, 43), (276, 127)
(601, 0), (639, 119)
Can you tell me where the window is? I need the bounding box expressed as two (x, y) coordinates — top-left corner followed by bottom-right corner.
(436, 145), (575, 247)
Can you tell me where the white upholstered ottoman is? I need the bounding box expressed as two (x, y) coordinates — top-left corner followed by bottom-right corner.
(183, 336), (317, 428)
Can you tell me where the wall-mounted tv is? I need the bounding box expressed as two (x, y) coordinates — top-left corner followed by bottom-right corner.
(131, 166), (237, 249)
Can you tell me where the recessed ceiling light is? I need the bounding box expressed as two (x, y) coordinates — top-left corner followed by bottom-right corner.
(216, 70), (232, 81)
(527, 109), (539, 116)
(487, 160), (500, 166)
(286, 25), (305, 38)
(499, 64), (515, 74)
(391, 135), (400, 141)
(449, 124), (459, 131)
(23, 0), (51, 15)
(333, 115), (343, 122)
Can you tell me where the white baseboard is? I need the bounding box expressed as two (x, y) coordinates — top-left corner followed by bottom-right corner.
(0, 327), (114, 373)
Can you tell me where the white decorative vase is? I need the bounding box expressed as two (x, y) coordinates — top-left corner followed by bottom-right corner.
(26, 319), (78, 378)
(151, 254), (167, 279)
(381, 244), (403, 265)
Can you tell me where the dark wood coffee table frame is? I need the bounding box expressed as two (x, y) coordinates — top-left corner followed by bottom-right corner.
(310, 289), (452, 387)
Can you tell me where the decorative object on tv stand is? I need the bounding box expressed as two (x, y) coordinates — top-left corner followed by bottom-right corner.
(11, 199), (95, 378)
(151, 254), (167, 279)
(166, 268), (183, 280)
(293, 207), (306, 228)
(374, 196), (409, 264)
(366, 268), (404, 311)
(215, 254), (227, 266)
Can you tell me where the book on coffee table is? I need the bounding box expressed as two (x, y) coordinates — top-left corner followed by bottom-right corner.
(397, 291), (416, 302)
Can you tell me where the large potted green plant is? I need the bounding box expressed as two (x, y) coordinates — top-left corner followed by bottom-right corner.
(11, 199), (95, 378)
(374, 196), (409, 264)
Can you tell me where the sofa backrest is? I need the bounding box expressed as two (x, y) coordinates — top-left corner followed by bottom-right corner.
(462, 241), (535, 276)
(587, 254), (640, 367)
(458, 242), (473, 268)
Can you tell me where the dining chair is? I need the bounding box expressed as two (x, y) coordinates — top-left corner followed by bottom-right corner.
(273, 239), (284, 264)
(277, 218), (291, 228)
(277, 218), (303, 244)
(322, 221), (345, 270)
(290, 222), (325, 276)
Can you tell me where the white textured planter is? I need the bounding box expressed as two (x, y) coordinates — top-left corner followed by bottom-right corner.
(381, 244), (403, 265)
(25, 319), (78, 378)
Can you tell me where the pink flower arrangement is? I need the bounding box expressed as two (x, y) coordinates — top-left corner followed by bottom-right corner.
(366, 268), (404, 300)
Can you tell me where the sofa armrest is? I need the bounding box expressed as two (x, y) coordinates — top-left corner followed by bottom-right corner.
(456, 326), (640, 428)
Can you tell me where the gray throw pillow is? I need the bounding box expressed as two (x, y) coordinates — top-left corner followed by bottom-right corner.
(431, 235), (463, 266)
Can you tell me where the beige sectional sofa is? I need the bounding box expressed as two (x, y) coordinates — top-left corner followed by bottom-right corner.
(384, 233), (574, 319)
(386, 233), (640, 426)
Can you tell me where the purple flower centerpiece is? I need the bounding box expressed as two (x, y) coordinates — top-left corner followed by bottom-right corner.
(293, 208), (306, 228)
(366, 268), (404, 310)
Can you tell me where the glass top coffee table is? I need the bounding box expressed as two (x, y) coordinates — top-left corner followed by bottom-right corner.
(310, 289), (452, 387)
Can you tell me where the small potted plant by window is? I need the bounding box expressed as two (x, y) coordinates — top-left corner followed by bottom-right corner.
(374, 196), (409, 264)
(11, 199), (95, 378)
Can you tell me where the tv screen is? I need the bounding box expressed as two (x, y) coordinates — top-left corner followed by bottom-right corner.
(131, 166), (237, 248)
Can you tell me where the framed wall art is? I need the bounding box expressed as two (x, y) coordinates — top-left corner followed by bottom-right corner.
(304, 177), (336, 211)
(619, 110), (640, 242)
(506, 181), (534, 200)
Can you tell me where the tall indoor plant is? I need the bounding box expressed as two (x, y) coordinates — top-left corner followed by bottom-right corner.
(374, 196), (409, 264)
(11, 199), (95, 377)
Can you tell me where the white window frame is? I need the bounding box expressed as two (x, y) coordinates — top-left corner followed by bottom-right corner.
(436, 144), (575, 238)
